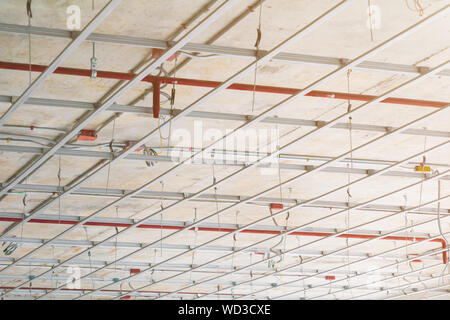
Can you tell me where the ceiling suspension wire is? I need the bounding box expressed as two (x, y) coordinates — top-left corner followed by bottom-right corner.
(402, 133), (429, 294)
(153, 64), (172, 156)
(345, 69), (354, 299)
(277, 143), (288, 266)
(105, 117), (117, 196)
(403, 194), (409, 278)
(266, 121), (284, 278)
(90, 0), (97, 79)
(114, 206), (120, 274)
(299, 254), (306, 300)
(406, 133), (428, 263)
(166, 55), (177, 157)
(156, 87), (173, 155)
(251, 2), (263, 113)
(190, 207), (198, 284)
(212, 162), (221, 229)
(249, 252), (254, 299)
(2, 179), (30, 260)
(57, 155), (62, 224)
(28, 261), (33, 298)
(149, 249), (156, 285)
(405, 0), (426, 16)
(84, 227), (95, 297)
(159, 181), (165, 256)
(26, 0), (32, 85)
(16, 0), (33, 257)
(50, 245), (57, 298)
(367, 0), (374, 41)
(437, 177), (449, 287)
(230, 210), (239, 298)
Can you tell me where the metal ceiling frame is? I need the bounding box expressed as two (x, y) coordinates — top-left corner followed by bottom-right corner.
(0, 1), (351, 278)
(210, 199), (450, 300)
(0, 268), (445, 299)
(269, 227), (450, 300)
(317, 261), (448, 300)
(3, 272), (447, 300)
(77, 54), (450, 299)
(2, 234), (442, 265)
(0, 0), (354, 299)
(275, 262), (446, 299)
(32, 6), (450, 300)
(308, 262), (449, 300)
(307, 262), (444, 299)
(0, 1), (448, 300)
(0, 0), (123, 128)
(1, 21), (450, 77)
(2, 144), (450, 180)
(5, 181), (450, 215)
(0, 0), (239, 240)
(384, 280), (450, 300)
(78, 92), (450, 298)
(0, 95), (449, 138)
(136, 167), (449, 300)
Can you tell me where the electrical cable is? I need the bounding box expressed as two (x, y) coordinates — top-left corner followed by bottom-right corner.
(155, 88), (173, 154)
(84, 227), (95, 297)
(0, 132), (57, 145)
(90, 1), (97, 79)
(178, 51), (220, 59)
(157, 117), (164, 154)
(57, 155), (62, 224)
(367, 0), (374, 41)
(143, 144), (158, 167)
(436, 176), (449, 287)
(114, 206), (119, 274)
(407, 133), (428, 262)
(212, 163), (220, 229)
(27, 0), (32, 85)
(249, 252), (254, 299)
(251, 2), (263, 113)
(104, 117), (116, 196)
(345, 69), (354, 299)
(230, 211), (239, 299)
(406, 0), (425, 16)
(166, 55), (177, 157)
(159, 181), (165, 256)
(190, 207), (198, 284)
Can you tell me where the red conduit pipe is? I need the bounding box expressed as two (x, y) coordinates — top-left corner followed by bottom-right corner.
(0, 61), (446, 109)
(152, 80), (160, 118)
(1, 216), (446, 264)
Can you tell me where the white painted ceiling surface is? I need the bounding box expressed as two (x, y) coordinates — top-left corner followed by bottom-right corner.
(0, 0), (448, 300)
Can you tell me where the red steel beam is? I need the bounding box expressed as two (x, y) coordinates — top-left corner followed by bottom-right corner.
(0, 61), (446, 108)
(0, 216), (446, 263)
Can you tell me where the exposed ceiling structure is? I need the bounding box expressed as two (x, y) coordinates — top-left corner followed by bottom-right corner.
(0, 0), (449, 300)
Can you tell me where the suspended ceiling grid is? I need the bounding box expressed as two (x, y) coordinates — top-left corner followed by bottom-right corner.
(0, 0), (448, 300)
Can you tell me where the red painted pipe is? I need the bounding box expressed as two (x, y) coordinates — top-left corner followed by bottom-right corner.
(1, 216), (446, 263)
(0, 61), (446, 109)
(152, 80), (160, 118)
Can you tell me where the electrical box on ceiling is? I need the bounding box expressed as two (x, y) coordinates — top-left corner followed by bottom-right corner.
(270, 203), (283, 210)
(152, 48), (179, 62)
(415, 165), (431, 172)
(77, 130), (97, 141)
